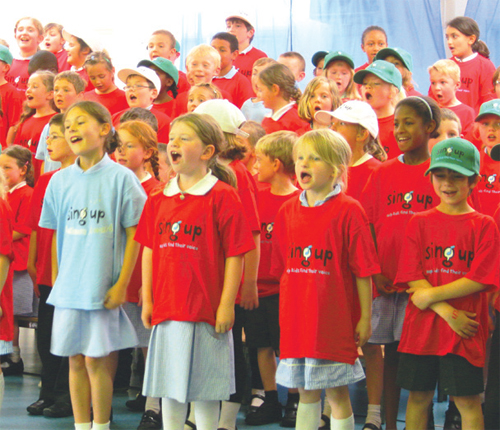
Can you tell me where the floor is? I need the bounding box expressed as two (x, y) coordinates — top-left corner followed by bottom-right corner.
(1, 328), (450, 429)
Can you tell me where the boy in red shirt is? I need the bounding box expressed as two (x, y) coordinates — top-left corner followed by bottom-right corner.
(354, 60), (402, 159)
(211, 32), (254, 109)
(226, 12), (267, 81)
(245, 131), (300, 426)
(395, 137), (499, 430)
(42, 23), (70, 72)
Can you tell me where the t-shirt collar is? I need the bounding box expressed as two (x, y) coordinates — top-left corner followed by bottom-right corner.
(163, 170), (218, 197)
(217, 66), (238, 79)
(140, 172), (152, 183)
(267, 101), (296, 120)
(454, 52), (478, 63)
(352, 153), (373, 167)
(74, 153), (112, 174)
(9, 181), (27, 193)
(299, 183), (341, 207)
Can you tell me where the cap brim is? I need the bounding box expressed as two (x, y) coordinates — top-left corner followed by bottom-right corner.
(325, 56), (354, 70)
(475, 110), (500, 122)
(314, 110), (335, 124)
(425, 162), (476, 176)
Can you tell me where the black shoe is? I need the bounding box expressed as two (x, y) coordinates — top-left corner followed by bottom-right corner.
(444, 404), (462, 429)
(126, 393), (147, 412)
(43, 401), (73, 418)
(247, 393), (265, 415)
(1, 358), (24, 376)
(320, 414), (331, 430)
(246, 399), (282, 426)
(27, 399), (55, 415)
(137, 410), (162, 429)
(280, 398), (298, 428)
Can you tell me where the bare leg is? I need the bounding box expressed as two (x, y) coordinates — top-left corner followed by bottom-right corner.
(454, 395), (484, 430)
(86, 352), (117, 424)
(405, 390), (434, 430)
(257, 347), (277, 391)
(69, 354), (92, 424)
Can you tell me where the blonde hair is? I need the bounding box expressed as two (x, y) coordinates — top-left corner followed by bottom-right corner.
(15, 17), (43, 37)
(171, 113), (236, 187)
(188, 82), (222, 100)
(118, 120), (159, 179)
(54, 71), (86, 94)
(19, 70), (56, 124)
(294, 129), (352, 191)
(240, 121), (266, 149)
(186, 44), (221, 69)
(324, 61), (361, 100)
(253, 57), (278, 69)
(298, 76), (341, 123)
(428, 59), (460, 84)
(359, 130), (387, 162)
(220, 132), (248, 161)
(256, 131), (298, 175)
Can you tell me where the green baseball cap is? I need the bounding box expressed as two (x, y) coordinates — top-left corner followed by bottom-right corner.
(323, 51), (355, 70)
(375, 47), (413, 72)
(354, 60), (402, 89)
(475, 99), (500, 122)
(0, 45), (13, 65)
(426, 137), (480, 176)
(175, 40), (180, 52)
(137, 57), (179, 85)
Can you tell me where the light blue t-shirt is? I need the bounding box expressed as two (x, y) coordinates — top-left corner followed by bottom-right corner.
(36, 123), (62, 172)
(241, 98), (272, 124)
(39, 154), (147, 310)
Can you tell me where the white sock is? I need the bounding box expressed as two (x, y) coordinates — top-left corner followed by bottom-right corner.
(0, 373), (4, 411)
(162, 398), (188, 430)
(186, 402), (196, 426)
(92, 421), (110, 430)
(218, 401), (240, 430)
(331, 414), (354, 430)
(251, 389), (265, 407)
(74, 423), (91, 430)
(365, 404), (381, 428)
(11, 346), (20, 363)
(145, 396), (161, 414)
(193, 400), (219, 430)
(296, 401), (321, 430)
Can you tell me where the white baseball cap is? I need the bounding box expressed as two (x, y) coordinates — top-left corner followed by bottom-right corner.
(225, 12), (254, 28)
(117, 66), (161, 92)
(62, 27), (103, 52)
(194, 99), (249, 137)
(315, 100), (379, 139)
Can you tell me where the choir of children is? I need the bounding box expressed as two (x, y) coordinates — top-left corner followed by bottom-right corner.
(0, 12), (498, 430)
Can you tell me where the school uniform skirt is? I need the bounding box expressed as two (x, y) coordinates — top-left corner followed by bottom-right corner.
(0, 340), (13, 355)
(13, 270), (37, 316)
(51, 306), (138, 358)
(143, 320), (235, 403)
(123, 302), (151, 348)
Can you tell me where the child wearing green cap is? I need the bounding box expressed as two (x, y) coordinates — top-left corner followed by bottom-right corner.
(395, 137), (499, 430)
(375, 47), (421, 97)
(474, 99), (500, 217)
(354, 60), (403, 159)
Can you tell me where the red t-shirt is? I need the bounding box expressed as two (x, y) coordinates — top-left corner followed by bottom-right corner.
(13, 114), (56, 183)
(55, 50), (70, 72)
(257, 188), (300, 297)
(176, 71), (191, 95)
(0, 82), (23, 148)
(153, 100), (176, 118)
(347, 157), (382, 202)
(83, 88), (129, 115)
(428, 55), (496, 113)
(355, 62), (369, 73)
(75, 68), (95, 92)
(395, 209), (499, 367)
(476, 150), (500, 217)
(262, 108), (308, 134)
(229, 159), (260, 232)
(171, 87), (233, 119)
(7, 184), (33, 271)
(5, 58), (30, 93)
(233, 47), (267, 82)
(272, 193), (380, 363)
(127, 176), (161, 303)
(296, 123), (313, 136)
(406, 87), (423, 97)
(26, 171), (57, 286)
(0, 198), (14, 342)
(378, 114), (400, 159)
(113, 107), (171, 143)
(494, 205), (500, 312)
(360, 158), (438, 284)
(134, 180), (255, 326)
(213, 70), (254, 109)
(449, 103), (476, 141)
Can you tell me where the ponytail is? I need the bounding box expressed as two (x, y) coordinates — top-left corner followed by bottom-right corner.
(474, 40), (490, 58)
(363, 135), (387, 163)
(209, 158), (237, 188)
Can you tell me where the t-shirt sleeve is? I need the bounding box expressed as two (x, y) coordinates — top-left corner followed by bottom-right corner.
(134, 195), (155, 248)
(26, 181), (44, 230)
(120, 173), (147, 228)
(0, 204), (13, 260)
(465, 218), (500, 291)
(35, 124), (49, 161)
(394, 216), (425, 287)
(270, 206), (287, 279)
(359, 168), (378, 224)
(39, 179), (58, 231)
(218, 188), (255, 257)
(12, 189), (32, 236)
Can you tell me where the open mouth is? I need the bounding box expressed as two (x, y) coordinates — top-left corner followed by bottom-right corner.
(364, 92), (372, 101)
(300, 172), (311, 183)
(170, 151), (181, 162)
(397, 137), (410, 143)
(129, 95), (137, 102)
(314, 106), (321, 111)
(70, 136), (82, 144)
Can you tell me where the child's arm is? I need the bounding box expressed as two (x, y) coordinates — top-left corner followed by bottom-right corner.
(369, 223), (396, 296)
(239, 232), (260, 310)
(51, 232), (58, 285)
(141, 246), (153, 329)
(355, 276), (372, 347)
(27, 232), (38, 297)
(104, 226), (140, 310)
(408, 279), (480, 339)
(12, 230), (27, 241)
(217, 255), (245, 333)
(0, 254), (10, 318)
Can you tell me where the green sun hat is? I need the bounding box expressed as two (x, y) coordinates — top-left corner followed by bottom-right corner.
(426, 137), (480, 176)
(323, 51), (355, 70)
(137, 57), (179, 85)
(375, 47), (413, 72)
(353, 60), (402, 89)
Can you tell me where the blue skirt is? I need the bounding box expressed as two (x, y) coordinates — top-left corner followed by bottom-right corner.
(143, 320), (235, 403)
(123, 302), (151, 348)
(51, 306), (138, 358)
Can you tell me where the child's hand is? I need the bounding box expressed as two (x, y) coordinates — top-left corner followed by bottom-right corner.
(355, 317), (371, 347)
(103, 283), (126, 310)
(240, 280), (259, 310)
(0, 305), (3, 319)
(373, 273), (396, 297)
(408, 287), (435, 310)
(216, 303), (235, 334)
(141, 301), (153, 329)
(137, 287), (143, 306)
(446, 309), (479, 339)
